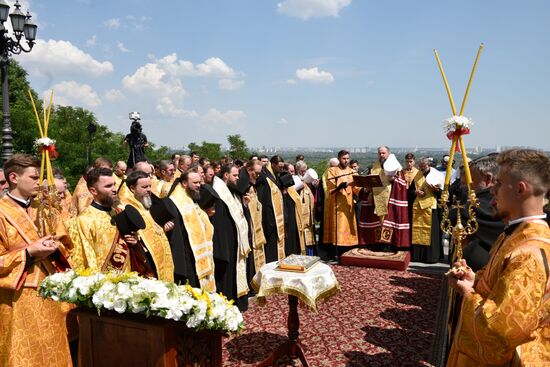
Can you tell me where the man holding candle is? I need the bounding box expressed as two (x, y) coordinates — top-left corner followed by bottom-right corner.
(447, 149), (550, 366)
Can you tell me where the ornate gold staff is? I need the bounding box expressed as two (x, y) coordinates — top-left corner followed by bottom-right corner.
(434, 44), (483, 265)
(28, 90), (61, 236)
(434, 44), (483, 348)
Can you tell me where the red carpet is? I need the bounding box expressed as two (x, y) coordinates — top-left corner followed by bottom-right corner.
(223, 265), (443, 366)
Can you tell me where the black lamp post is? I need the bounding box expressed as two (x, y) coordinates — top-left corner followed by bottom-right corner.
(0, 0), (37, 162)
(87, 122), (97, 166)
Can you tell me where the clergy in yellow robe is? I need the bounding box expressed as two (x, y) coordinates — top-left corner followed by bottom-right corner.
(242, 160), (267, 272)
(0, 155), (73, 367)
(69, 202), (121, 271)
(447, 220), (550, 366)
(256, 161), (285, 262)
(121, 171), (174, 282)
(323, 151), (360, 246)
(447, 149), (550, 366)
(411, 165), (438, 246)
(168, 180), (216, 292)
(68, 168), (132, 272)
(246, 185), (267, 272)
(299, 183), (316, 247)
(72, 176), (93, 215)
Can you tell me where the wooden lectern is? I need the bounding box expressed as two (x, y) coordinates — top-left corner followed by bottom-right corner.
(74, 308), (225, 367)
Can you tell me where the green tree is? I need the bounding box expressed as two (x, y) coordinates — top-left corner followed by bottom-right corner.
(1, 61), (173, 188)
(147, 143), (171, 163)
(227, 134), (249, 160)
(188, 141), (222, 161)
(312, 159), (330, 177)
(48, 106), (128, 188)
(0, 60), (42, 155)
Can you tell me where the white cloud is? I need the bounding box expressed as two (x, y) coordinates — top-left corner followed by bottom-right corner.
(219, 79), (244, 91)
(277, 0), (352, 20)
(156, 97), (198, 118)
(103, 89), (125, 102)
(195, 57), (237, 77)
(152, 54), (237, 78)
(121, 54), (243, 119)
(125, 15), (152, 31)
(122, 62), (187, 98)
(104, 16), (151, 32)
(47, 81), (101, 108)
(86, 35), (96, 47)
(202, 108), (246, 126)
(117, 41), (131, 53)
(296, 67), (334, 83)
(104, 18), (121, 30)
(18, 39), (114, 79)
(286, 79), (297, 85)
(276, 118), (288, 124)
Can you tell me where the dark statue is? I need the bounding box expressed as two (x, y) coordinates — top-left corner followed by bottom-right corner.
(124, 112), (148, 169)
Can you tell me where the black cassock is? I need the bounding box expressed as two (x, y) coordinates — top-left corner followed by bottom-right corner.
(211, 199), (248, 311)
(283, 192), (301, 257)
(164, 199), (200, 287)
(451, 187), (504, 271)
(256, 171), (281, 263)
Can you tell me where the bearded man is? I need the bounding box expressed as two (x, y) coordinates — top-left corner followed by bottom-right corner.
(164, 172), (216, 291)
(122, 171), (174, 281)
(69, 167), (138, 272)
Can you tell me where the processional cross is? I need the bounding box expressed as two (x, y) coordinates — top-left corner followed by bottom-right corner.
(434, 44), (484, 347)
(434, 44), (484, 266)
(28, 90), (62, 236)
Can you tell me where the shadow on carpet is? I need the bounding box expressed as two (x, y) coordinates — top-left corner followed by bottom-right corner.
(223, 265), (443, 367)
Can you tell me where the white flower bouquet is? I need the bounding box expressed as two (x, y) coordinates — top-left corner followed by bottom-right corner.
(34, 137), (56, 147)
(39, 270), (244, 333)
(442, 115), (473, 137)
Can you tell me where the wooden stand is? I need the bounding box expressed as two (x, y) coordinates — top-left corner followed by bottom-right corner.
(74, 308), (224, 367)
(257, 295), (310, 367)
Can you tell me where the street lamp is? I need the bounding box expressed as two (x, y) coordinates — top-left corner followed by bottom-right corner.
(87, 122), (97, 166)
(0, 0), (37, 162)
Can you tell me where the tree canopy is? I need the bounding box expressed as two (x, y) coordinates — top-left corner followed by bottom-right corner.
(0, 61), (254, 188)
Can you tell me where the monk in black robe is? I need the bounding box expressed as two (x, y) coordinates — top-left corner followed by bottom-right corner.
(211, 165), (251, 312)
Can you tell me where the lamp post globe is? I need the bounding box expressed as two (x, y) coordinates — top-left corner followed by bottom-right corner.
(0, 0), (37, 162)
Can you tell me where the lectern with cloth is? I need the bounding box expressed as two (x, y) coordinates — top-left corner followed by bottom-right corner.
(251, 261), (340, 366)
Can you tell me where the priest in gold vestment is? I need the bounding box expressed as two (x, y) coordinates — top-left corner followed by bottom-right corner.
(69, 168), (138, 272)
(447, 149), (550, 366)
(256, 158), (285, 263)
(243, 159), (267, 273)
(0, 154), (72, 367)
(323, 150), (360, 247)
(166, 172), (216, 292)
(121, 171), (174, 281)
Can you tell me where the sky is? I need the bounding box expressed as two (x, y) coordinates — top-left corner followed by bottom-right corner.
(8, 0), (550, 150)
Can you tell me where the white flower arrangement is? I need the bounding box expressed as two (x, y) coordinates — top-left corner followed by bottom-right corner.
(39, 270), (244, 333)
(442, 115), (473, 134)
(34, 137), (56, 147)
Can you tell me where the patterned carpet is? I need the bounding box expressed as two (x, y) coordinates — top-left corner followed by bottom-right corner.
(223, 265), (444, 366)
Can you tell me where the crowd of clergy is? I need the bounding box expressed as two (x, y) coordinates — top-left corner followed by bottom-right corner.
(1, 145), (550, 366)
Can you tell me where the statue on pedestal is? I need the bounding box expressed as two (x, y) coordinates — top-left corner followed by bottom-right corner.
(124, 112), (148, 169)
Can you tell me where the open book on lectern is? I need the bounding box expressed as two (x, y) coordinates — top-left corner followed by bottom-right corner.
(353, 174), (383, 188)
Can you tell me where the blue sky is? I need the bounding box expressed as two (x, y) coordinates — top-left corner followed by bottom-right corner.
(10, 0), (550, 150)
